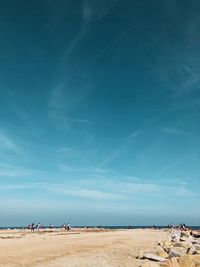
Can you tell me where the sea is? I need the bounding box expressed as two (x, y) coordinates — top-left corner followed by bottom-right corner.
(0, 226), (200, 230)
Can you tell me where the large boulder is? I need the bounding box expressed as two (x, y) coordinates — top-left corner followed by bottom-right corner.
(188, 245), (200, 255)
(156, 247), (169, 259)
(168, 247), (188, 257)
(174, 241), (193, 250)
(181, 231), (191, 238)
(171, 232), (181, 242)
(163, 241), (174, 251)
(180, 236), (195, 243)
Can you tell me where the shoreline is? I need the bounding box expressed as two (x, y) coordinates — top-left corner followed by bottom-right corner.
(1, 225), (200, 230)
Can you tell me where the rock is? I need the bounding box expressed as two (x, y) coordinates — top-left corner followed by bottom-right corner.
(158, 241), (164, 247)
(195, 244), (200, 252)
(181, 231), (191, 238)
(156, 247), (169, 258)
(163, 241), (174, 250)
(188, 245), (200, 255)
(168, 247), (188, 257)
(192, 231), (200, 238)
(180, 236), (195, 243)
(194, 239), (200, 245)
(138, 250), (148, 259)
(141, 253), (167, 262)
(188, 245), (198, 255)
(171, 233), (181, 242)
(174, 241), (193, 249)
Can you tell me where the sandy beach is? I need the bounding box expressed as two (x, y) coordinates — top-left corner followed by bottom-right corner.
(0, 228), (168, 267)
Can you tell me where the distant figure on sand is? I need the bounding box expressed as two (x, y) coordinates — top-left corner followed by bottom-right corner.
(36, 222), (40, 231)
(67, 223), (71, 231)
(31, 222), (35, 232)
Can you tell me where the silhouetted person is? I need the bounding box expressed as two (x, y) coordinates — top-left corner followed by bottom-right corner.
(31, 222), (35, 232)
(67, 223), (70, 231)
(37, 222), (40, 231)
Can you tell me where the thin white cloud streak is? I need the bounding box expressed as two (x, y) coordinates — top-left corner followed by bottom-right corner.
(82, 0), (118, 21)
(0, 131), (21, 154)
(129, 183), (196, 197)
(65, 24), (135, 82)
(50, 25), (135, 119)
(64, 0), (118, 59)
(0, 168), (29, 178)
(1, 178), (197, 200)
(50, 5), (134, 121)
(176, 66), (200, 96)
(98, 130), (140, 167)
(0, 184), (31, 190)
(65, 23), (87, 59)
(64, 0), (91, 59)
(161, 127), (187, 135)
(153, 159), (186, 179)
(0, 159), (196, 199)
(59, 164), (92, 173)
(93, 178), (197, 198)
(43, 183), (124, 200)
(0, 163), (52, 179)
(166, 65), (200, 96)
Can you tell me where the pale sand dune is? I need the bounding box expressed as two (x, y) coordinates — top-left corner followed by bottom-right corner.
(0, 229), (168, 267)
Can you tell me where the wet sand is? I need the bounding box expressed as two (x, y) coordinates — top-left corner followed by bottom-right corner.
(0, 228), (168, 267)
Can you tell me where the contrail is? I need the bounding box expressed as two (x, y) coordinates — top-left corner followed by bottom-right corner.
(65, 24), (135, 81)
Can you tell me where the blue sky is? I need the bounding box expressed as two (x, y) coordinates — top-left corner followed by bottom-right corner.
(0, 0), (200, 226)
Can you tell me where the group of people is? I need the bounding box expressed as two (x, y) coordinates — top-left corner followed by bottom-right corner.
(28, 222), (40, 231)
(27, 222), (71, 231)
(62, 223), (71, 231)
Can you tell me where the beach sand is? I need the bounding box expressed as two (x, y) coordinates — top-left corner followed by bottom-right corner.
(0, 228), (168, 267)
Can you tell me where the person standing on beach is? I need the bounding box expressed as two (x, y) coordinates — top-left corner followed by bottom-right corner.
(67, 223), (70, 231)
(37, 222), (40, 231)
(31, 222), (35, 232)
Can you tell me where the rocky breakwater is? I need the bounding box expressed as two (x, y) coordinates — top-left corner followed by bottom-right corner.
(137, 229), (200, 267)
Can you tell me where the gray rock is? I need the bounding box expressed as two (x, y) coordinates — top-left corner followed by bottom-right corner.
(188, 245), (198, 255)
(168, 246), (188, 257)
(140, 253), (167, 262)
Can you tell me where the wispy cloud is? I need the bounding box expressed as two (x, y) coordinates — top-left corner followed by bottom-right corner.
(0, 131), (21, 154)
(48, 81), (87, 128)
(161, 127), (186, 135)
(1, 179), (196, 200)
(42, 182), (124, 200)
(49, 2), (133, 121)
(0, 184), (31, 190)
(126, 182), (196, 197)
(102, 178), (198, 198)
(98, 130), (140, 167)
(166, 65), (200, 96)
(65, 0), (117, 59)
(0, 167), (28, 177)
(0, 163), (37, 178)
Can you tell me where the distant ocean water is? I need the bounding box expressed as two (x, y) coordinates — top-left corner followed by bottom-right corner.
(1, 226), (200, 230)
